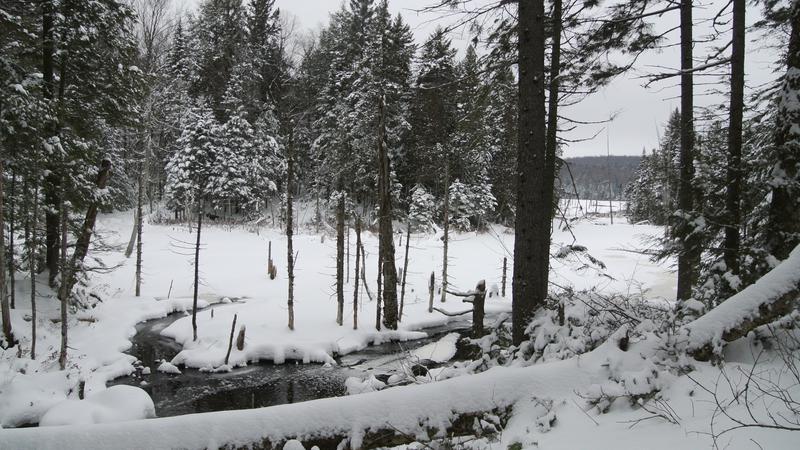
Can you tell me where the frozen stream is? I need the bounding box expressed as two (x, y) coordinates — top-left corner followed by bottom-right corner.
(110, 308), (470, 418)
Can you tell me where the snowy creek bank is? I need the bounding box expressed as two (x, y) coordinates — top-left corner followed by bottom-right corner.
(109, 307), (474, 418)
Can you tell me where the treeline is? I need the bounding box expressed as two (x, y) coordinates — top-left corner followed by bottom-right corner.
(560, 156), (642, 201)
(156, 0), (520, 231)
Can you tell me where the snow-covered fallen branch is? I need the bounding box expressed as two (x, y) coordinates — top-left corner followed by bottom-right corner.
(0, 330), (626, 450)
(683, 244), (800, 359)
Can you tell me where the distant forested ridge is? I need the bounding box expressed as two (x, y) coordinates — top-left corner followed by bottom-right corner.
(559, 155), (642, 201)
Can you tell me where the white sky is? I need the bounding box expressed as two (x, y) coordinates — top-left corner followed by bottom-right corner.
(179, 0), (782, 158)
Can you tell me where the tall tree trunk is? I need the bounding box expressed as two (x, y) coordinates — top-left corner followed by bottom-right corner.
(287, 129), (295, 331)
(376, 247), (382, 330)
(0, 156), (14, 347)
(353, 217), (361, 330)
(336, 194), (345, 326)
(399, 223), (411, 321)
(58, 192), (68, 370)
(766, 0), (800, 261)
(30, 181), (39, 359)
(676, 0), (697, 301)
(43, 0), (59, 288)
(125, 208), (138, 258)
(8, 173), (15, 309)
(136, 158), (145, 297)
(540, 0), (563, 301)
(441, 149), (450, 304)
(513, 0), (548, 345)
(192, 201), (203, 342)
(723, 0), (746, 278)
(378, 97), (398, 330)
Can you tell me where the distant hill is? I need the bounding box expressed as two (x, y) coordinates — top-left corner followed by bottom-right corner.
(559, 155), (642, 200)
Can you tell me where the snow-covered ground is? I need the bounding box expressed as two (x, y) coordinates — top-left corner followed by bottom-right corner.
(0, 203), (673, 431)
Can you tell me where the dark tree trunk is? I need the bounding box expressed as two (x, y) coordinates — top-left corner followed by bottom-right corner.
(378, 97), (398, 330)
(30, 181), (39, 359)
(376, 246), (382, 331)
(441, 151), (450, 304)
(192, 201), (203, 342)
(353, 217), (362, 330)
(399, 223), (411, 321)
(43, 0), (59, 288)
(540, 0), (563, 300)
(512, 0), (548, 345)
(58, 192), (68, 370)
(336, 194), (345, 326)
(723, 0), (746, 278)
(8, 173), (15, 309)
(676, 0), (697, 301)
(766, 1), (800, 261)
(136, 162), (144, 297)
(287, 129), (295, 331)
(471, 280), (486, 338)
(0, 157), (14, 347)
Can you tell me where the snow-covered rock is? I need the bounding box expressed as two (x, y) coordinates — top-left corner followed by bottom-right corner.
(156, 361), (182, 375)
(39, 386), (155, 427)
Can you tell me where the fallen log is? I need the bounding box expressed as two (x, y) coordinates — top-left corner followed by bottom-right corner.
(684, 244), (800, 360)
(224, 405), (512, 450)
(0, 332), (606, 450)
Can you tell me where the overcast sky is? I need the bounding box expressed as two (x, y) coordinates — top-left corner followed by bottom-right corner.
(180, 0), (782, 158)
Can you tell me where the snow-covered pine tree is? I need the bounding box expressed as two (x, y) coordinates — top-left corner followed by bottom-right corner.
(165, 104), (220, 212)
(408, 184), (437, 232)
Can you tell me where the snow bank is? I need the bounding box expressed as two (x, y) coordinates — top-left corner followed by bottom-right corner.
(39, 386), (155, 427)
(684, 244), (800, 352)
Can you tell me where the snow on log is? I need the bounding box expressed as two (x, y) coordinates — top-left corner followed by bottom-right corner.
(0, 331), (631, 450)
(684, 244), (800, 358)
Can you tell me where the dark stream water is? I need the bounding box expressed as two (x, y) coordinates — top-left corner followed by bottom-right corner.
(110, 309), (468, 418)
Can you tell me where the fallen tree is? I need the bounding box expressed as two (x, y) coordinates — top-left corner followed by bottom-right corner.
(0, 333), (608, 450)
(683, 244), (800, 360)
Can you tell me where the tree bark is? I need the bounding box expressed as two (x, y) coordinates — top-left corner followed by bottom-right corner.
(428, 272), (435, 313)
(441, 148), (450, 304)
(287, 128), (295, 331)
(766, 0), (800, 261)
(58, 193), (69, 370)
(30, 182), (39, 359)
(43, 0), (59, 288)
(399, 223), (411, 321)
(540, 0), (563, 301)
(378, 97), (398, 330)
(723, 0), (746, 279)
(224, 313), (237, 366)
(353, 217), (362, 330)
(192, 201), (203, 342)
(513, 0), (548, 345)
(136, 153), (146, 297)
(336, 194), (345, 326)
(676, 0), (697, 301)
(125, 209), (138, 258)
(0, 157), (14, 347)
(8, 173), (15, 309)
